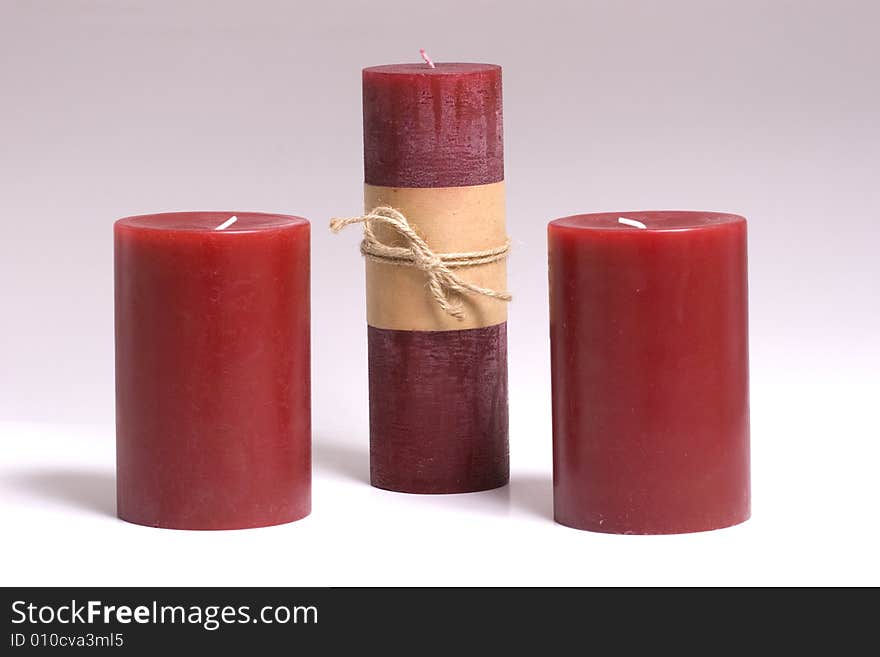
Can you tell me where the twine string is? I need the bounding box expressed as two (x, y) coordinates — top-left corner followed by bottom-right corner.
(330, 206), (511, 320)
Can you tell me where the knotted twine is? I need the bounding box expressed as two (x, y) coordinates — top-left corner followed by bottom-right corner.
(330, 206), (512, 320)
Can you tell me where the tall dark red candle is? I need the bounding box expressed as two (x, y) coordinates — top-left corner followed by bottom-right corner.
(549, 211), (750, 534)
(115, 212), (311, 529)
(361, 62), (509, 493)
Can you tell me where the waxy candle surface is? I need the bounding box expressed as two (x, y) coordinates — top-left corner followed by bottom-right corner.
(362, 62), (508, 493)
(363, 63), (503, 188)
(549, 211), (750, 534)
(115, 212), (310, 529)
(368, 325), (508, 493)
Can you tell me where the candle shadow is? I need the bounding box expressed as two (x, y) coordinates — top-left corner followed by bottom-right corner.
(311, 437), (554, 520)
(509, 473), (554, 521)
(9, 468), (116, 517)
(312, 437), (370, 484)
(393, 474), (552, 519)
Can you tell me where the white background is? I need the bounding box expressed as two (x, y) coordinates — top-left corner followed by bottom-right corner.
(2, 0), (878, 586)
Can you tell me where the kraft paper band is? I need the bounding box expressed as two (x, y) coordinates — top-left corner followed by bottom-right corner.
(364, 182), (508, 331)
(330, 207), (511, 320)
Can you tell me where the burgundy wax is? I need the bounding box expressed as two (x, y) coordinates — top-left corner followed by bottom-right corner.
(362, 61), (509, 494)
(115, 212), (311, 530)
(549, 211), (750, 534)
(368, 325), (509, 493)
(363, 63), (503, 188)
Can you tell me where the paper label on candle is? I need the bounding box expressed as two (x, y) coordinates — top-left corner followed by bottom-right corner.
(364, 182), (508, 331)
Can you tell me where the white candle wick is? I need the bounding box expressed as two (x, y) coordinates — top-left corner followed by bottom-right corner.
(419, 48), (436, 69)
(618, 216), (647, 229)
(214, 215), (238, 231)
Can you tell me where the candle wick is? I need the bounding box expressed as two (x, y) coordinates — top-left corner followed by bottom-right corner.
(214, 215), (238, 231)
(419, 48), (436, 69)
(618, 217), (647, 229)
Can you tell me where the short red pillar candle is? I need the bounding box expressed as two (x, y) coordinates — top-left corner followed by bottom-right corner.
(360, 62), (509, 494)
(549, 211), (750, 534)
(115, 212), (311, 530)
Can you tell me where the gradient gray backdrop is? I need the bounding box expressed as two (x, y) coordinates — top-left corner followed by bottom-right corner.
(2, 1), (878, 541)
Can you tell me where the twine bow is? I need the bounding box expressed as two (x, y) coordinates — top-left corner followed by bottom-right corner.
(330, 206), (511, 320)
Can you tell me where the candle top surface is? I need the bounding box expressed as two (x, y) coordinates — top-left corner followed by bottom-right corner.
(116, 211), (308, 234)
(550, 211), (745, 233)
(363, 62), (500, 76)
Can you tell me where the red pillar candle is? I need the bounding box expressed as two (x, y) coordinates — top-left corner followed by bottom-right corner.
(115, 212), (311, 529)
(549, 211), (750, 534)
(360, 62), (508, 493)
